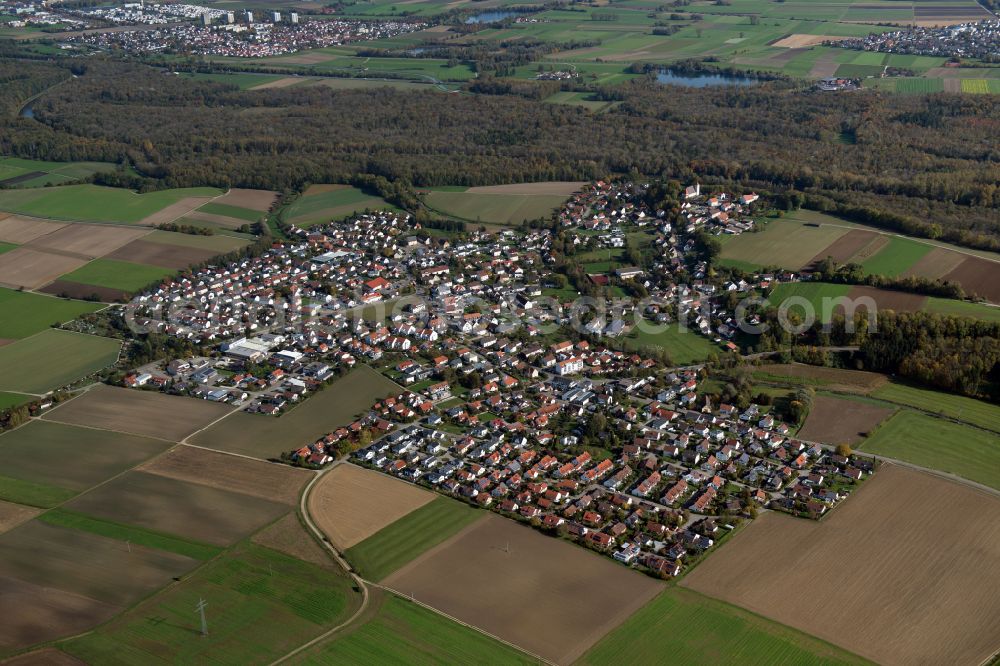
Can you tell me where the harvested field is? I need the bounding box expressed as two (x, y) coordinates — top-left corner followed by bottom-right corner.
(0, 421), (170, 492)
(753, 364), (888, 392)
(0, 248), (88, 290)
(943, 255), (1000, 303)
(0, 576), (119, 651)
(251, 76), (304, 90)
(902, 246), (966, 279)
(772, 34), (850, 48)
(0, 500), (39, 535)
(796, 395), (894, 444)
(44, 385), (232, 441)
(216, 188), (277, 211)
(25, 224), (149, 259)
(806, 229), (880, 266)
(104, 238), (218, 269)
(64, 471), (290, 546)
(144, 229), (250, 253)
(37, 281), (128, 302)
(718, 218), (849, 272)
(682, 464), (1000, 666)
(382, 513), (663, 665)
(0, 520), (198, 607)
(251, 512), (333, 568)
(189, 365), (399, 458)
(310, 464), (434, 550)
(844, 285), (928, 313)
(465, 181), (585, 195)
(0, 216), (65, 244)
(136, 196), (215, 227)
(140, 445), (310, 505)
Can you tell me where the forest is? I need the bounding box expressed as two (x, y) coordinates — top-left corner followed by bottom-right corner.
(1, 59), (1000, 251)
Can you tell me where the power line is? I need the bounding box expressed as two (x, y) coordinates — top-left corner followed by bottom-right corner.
(196, 598), (208, 637)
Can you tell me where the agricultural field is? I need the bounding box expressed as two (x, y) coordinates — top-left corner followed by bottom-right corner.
(0, 287), (103, 340)
(140, 445), (310, 505)
(421, 183), (580, 225)
(294, 593), (538, 665)
(796, 395), (895, 445)
(859, 411), (1000, 491)
(0, 421), (170, 494)
(0, 185), (223, 224)
(64, 470), (290, 547)
(382, 512), (663, 664)
(0, 330), (121, 394)
(750, 364), (888, 393)
(251, 513), (334, 569)
(45, 385), (233, 441)
(682, 464), (1000, 666)
(0, 156), (118, 188)
(56, 258), (174, 293)
(188, 365), (400, 458)
(625, 320), (727, 365)
(0, 500), (39, 535)
(59, 544), (359, 666)
(580, 587), (867, 666)
(344, 495), (484, 581)
(870, 382), (1000, 433)
(282, 185), (395, 226)
(0, 520), (200, 650)
(718, 218), (850, 271)
(309, 463), (435, 550)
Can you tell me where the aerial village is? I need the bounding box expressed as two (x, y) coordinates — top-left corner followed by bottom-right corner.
(119, 181), (874, 577)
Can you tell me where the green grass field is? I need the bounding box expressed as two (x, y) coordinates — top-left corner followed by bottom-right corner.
(39, 509), (222, 561)
(181, 71), (286, 89)
(859, 237), (932, 277)
(298, 594), (537, 664)
(59, 259), (175, 292)
(60, 544), (359, 665)
(924, 297), (1000, 323)
(625, 320), (726, 365)
(0, 156), (118, 188)
(283, 185), (395, 225)
(0, 185), (223, 223)
(189, 365), (400, 458)
(870, 382), (1000, 434)
(344, 496), (484, 581)
(0, 392), (30, 409)
(0, 473), (77, 507)
(0, 241), (15, 254)
(422, 190), (569, 225)
(0, 287), (103, 339)
(0, 329), (121, 394)
(197, 202), (264, 222)
(860, 410), (1000, 491)
(580, 587), (869, 665)
(718, 218), (849, 271)
(768, 282), (852, 323)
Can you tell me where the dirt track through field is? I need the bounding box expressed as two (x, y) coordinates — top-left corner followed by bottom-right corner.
(796, 395), (895, 444)
(309, 464), (434, 549)
(383, 513), (663, 665)
(136, 196), (216, 227)
(682, 464), (1000, 666)
(140, 445), (310, 505)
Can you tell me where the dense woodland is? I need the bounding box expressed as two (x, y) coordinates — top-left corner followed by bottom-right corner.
(2, 60), (999, 246)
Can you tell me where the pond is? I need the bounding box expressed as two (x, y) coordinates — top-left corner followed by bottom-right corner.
(20, 102), (34, 118)
(655, 69), (758, 88)
(465, 10), (520, 24)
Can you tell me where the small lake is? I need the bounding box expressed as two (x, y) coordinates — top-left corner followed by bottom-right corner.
(20, 102), (34, 118)
(655, 69), (758, 88)
(465, 10), (520, 24)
